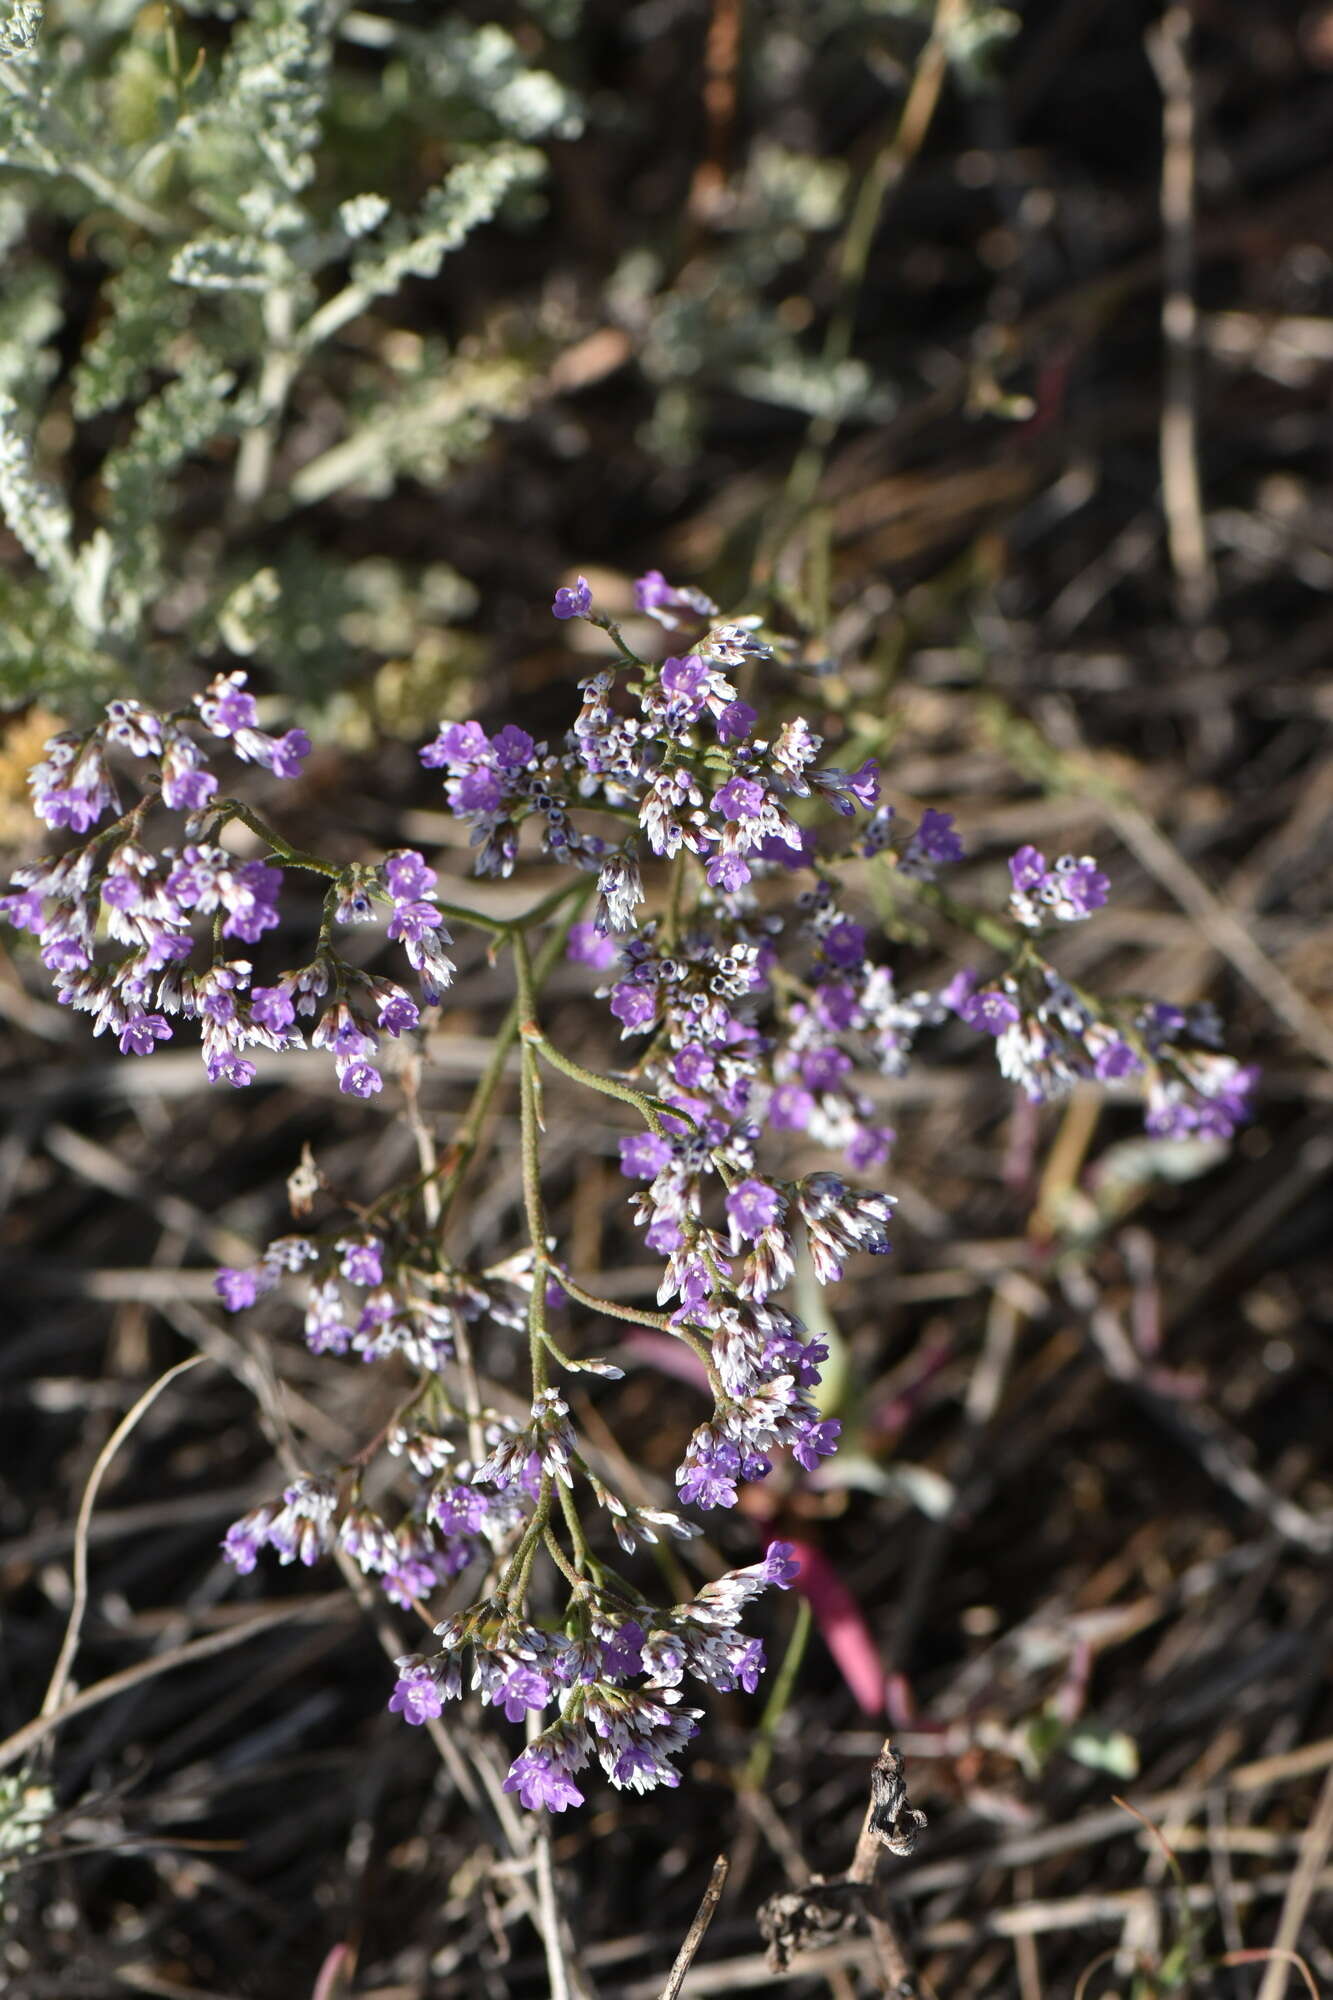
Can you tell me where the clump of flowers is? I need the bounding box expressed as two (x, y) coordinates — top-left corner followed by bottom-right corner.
(1, 574), (1255, 1809)
(1, 673), (455, 1093)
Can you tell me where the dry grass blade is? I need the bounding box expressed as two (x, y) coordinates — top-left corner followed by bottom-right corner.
(1225, 1949), (1320, 2000)
(0, 1596), (350, 1774)
(39, 1353), (207, 1723)
(1254, 1764), (1333, 2000)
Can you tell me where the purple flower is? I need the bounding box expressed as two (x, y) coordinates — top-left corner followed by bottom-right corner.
(770, 1084), (815, 1130)
(760, 1541), (800, 1588)
(1008, 847), (1108, 923)
(672, 1044), (714, 1090)
(162, 764), (217, 812)
(430, 1484), (489, 1534)
(221, 860), (282, 944)
(215, 1266), (262, 1311)
(813, 758), (880, 815)
(100, 871), (142, 912)
(1094, 1038), (1141, 1081)
(197, 672), (259, 738)
(602, 1620), (646, 1679)
(251, 985), (296, 1032)
(43, 934), (91, 975)
(567, 921), (620, 969)
(609, 981), (657, 1031)
(552, 575), (593, 620)
(118, 1012), (172, 1057)
(732, 1637), (766, 1694)
(1010, 845), (1046, 894)
(822, 919), (867, 969)
(377, 990), (420, 1035)
(707, 850), (752, 893)
(503, 1741), (586, 1813)
(492, 725), (535, 768)
(959, 989), (1019, 1036)
(634, 569), (674, 616)
(0, 887), (45, 933)
(420, 720), (489, 769)
(383, 849), (437, 901)
(632, 566), (720, 630)
(726, 1179), (784, 1244)
(813, 983), (857, 1032)
(620, 1132), (674, 1177)
(846, 1125), (894, 1170)
(492, 1666), (552, 1724)
(337, 1059), (383, 1098)
(1056, 856), (1110, 919)
(387, 898), (443, 945)
(941, 967), (976, 1015)
(339, 1238), (383, 1287)
(716, 700), (757, 744)
(758, 827), (814, 869)
(916, 807), (963, 862)
(902, 807), (964, 875)
(389, 1664), (446, 1727)
(659, 656), (709, 719)
(206, 1051), (257, 1088)
(677, 1433), (742, 1510)
(221, 1518), (265, 1573)
(845, 759), (880, 809)
(455, 767), (504, 813)
(712, 776), (766, 822)
(790, 1417), (841, 1471)
(800, 1046), (851, 1091)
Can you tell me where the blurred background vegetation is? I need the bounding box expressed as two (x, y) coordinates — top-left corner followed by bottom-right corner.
(3, 2), (1333, 1995)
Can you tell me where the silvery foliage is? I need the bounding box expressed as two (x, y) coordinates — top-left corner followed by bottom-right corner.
(0, 0), (1020, 708)
(0, 0), (554, 703)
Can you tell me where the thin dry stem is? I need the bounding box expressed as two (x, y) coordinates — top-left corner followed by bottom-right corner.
(40, 1354), (207, 1723)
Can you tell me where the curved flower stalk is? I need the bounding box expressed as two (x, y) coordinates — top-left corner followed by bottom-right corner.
(1, 573), (1256, 1807)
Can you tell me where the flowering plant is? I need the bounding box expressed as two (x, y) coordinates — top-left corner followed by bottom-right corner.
(1, 572), (1255, 1812)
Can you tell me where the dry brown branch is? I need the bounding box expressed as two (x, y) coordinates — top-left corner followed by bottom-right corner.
(1146, 3), (1217, 626)
(758, 1743), (925, 1993)
(659, 1854), (730, 2000)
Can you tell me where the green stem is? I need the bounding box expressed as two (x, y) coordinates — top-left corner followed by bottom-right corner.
(889, 869), (1024, 957)
(513, 934), (552, 1398)
(214, 799), (338, 878)
(523, 1028), (681, 1133)
(590, 615), (644, 667)
(661, 849), (690, 951)
(556, 1274), (720, 1391)
(758, 0), (963, 591)
(368, 882), (594, 1229)
(742, 1594), (812, 1793)
(555, 1274), (674, 1334)
(501, 1472), (553, 1604)
(543, 1524), (584, 1590)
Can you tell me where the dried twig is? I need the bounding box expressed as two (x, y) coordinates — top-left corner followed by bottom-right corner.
(0, 1595), (351, 1775)
(758, 1742), (926, 1993)
(1255, 1764), (1333, 2000)
(40, 1355), (207, 1723)
(659, 1854), (729, 2000)
(1147, 3), (1216, 625)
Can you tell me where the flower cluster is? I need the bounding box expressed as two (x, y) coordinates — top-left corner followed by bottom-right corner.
(1007, 844), (1110, 927)
(1, 574), (1257, 1810)
(0, 677), (453, 1091)
(392, 1540), (797, 1808)
(946, 851), (1256, 1140)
